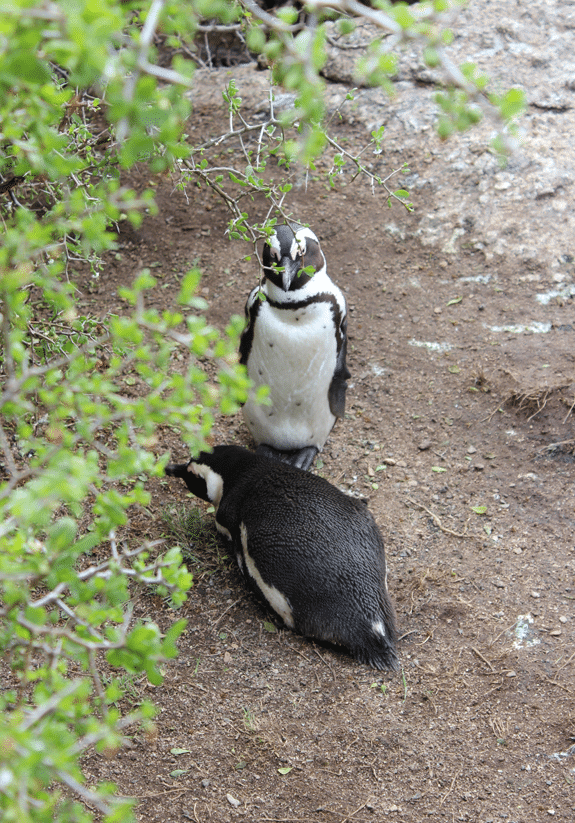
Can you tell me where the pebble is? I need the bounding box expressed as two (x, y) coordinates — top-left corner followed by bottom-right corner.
(494, 579), (506, 588)
(549, 629), (561, 637)
(559, 615), (567, 623)
(467, 445), (477, 454)
(530, 591), (541, 598)
(201, 779), (211, 788)
(474, 463), (485, 471)
(226, 794), (241, 807)
(418, 439), (432, 450)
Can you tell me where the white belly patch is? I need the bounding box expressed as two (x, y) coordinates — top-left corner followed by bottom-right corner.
(243, 302), (337, 450)
(240, 523), (294, 628)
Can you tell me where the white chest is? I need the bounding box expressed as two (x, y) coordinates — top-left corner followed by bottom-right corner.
(243, 300), (338, 450)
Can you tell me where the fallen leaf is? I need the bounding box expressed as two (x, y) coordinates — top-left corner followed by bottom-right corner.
(446, 296), (462, 306)
(431, 466), (447, 473)
(170, 748), (191, 756)
(263, 621), (277, 633)
(278, 766), (293, 775)
(471, 505), (487, 515)
(170, 769), (188, 778)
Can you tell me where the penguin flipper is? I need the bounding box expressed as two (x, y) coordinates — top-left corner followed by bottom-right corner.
(255, 443), (318, 472)
(328, 334), (351, 418)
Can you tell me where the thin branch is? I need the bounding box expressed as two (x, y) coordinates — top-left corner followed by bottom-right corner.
(56, 769), (114, 816)
(21, 681), (83, 731)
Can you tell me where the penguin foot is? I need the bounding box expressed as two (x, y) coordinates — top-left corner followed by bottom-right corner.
(255, 444), (318, 472)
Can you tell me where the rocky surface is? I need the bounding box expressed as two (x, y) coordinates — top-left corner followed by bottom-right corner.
(190, 0), (575, 281)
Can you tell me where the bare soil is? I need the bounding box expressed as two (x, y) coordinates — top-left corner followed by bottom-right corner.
(80, 104), (575, 823)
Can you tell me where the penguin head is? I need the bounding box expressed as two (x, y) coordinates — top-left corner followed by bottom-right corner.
(166, 446), (257, 508)
(262, 223), (326, 292)
(165, 451), (225, 508)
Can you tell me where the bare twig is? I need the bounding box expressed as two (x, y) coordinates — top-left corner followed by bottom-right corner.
(406, 498), (469, 538)
(439, 769), (460, 807)
(472, 646), (495, 672)
(212, 595), (245, 631)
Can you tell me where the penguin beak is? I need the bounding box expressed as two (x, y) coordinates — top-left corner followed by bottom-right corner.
(280, 257), (300, 291)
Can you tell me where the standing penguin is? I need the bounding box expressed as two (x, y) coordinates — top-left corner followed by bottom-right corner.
(239, 222), (350, 471)
(166, 445), (399, 670)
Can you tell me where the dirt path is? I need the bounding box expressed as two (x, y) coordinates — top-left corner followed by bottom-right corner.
(80, 13), (574, 820)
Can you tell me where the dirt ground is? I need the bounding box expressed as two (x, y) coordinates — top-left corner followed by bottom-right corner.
(78, 101), (575, 823)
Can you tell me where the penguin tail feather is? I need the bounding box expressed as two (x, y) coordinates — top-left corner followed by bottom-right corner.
(353, 617), (400, 671)
(355, 636), (400, 672)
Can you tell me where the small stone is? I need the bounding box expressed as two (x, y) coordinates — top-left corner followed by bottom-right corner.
(547, 811), (555, 816)
(494, 579), (506, 588)
(474, 463), (485, 471)
(531, 591), (541, 598)
(201, 779), (211, 788)
(559, 615), (567, 623)
(396, 460), (407, 468)
(434, 307), (442, 314)
(506, 670), (517, 677)
(512, 547), (522, 555)
(418, 439), (432, 451)
(467, 445), (477, 454)
(226, 794), (241, 808)
(383, 457), (396, 466)
(549, 629), (561, 636)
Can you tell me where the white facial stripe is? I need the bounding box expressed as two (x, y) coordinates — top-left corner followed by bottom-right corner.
(189, 462), (224, 508)
(240, 523), (295, 628)
(290, 235), (306, 260)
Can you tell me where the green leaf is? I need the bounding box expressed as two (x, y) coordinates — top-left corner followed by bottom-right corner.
(263, 621), (277, 633)
(471, 506), (487, 515)
(446, 296), (462, 306)
(448, 364), (460, 374)
(170, 748), (191, 755)
(278, 766), (293, 775)
(431, 466), (447, 473)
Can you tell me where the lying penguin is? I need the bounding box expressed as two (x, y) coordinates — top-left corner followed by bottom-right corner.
(166, 445), (399, 670)
(239, 223), (350, 471)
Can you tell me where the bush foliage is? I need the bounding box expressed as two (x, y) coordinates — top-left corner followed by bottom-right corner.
(0, 1), (522, 820)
